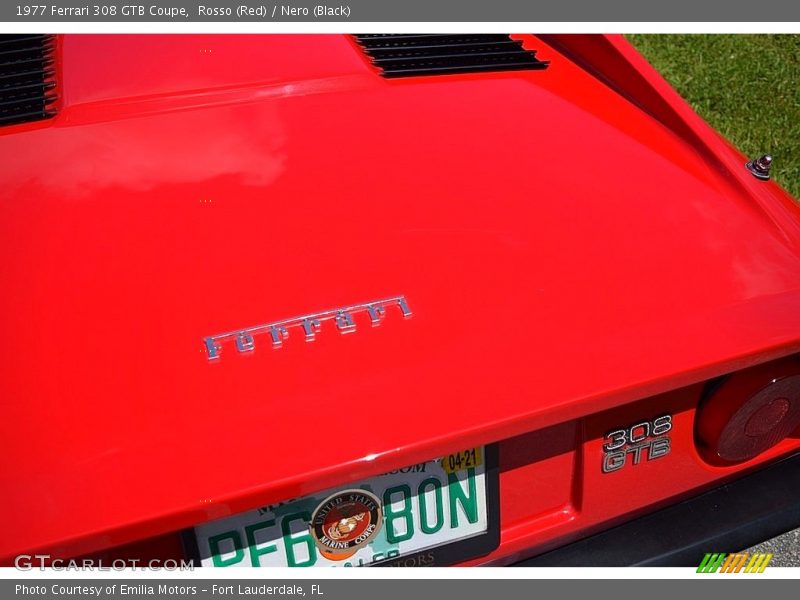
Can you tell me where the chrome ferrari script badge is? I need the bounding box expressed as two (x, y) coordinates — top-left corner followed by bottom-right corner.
(203, 295), (412, 360)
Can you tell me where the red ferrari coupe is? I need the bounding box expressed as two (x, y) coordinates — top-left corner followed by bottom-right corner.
(1, 33), (799, 568)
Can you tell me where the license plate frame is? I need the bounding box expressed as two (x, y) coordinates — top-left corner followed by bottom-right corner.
(182, 444), (499, 567)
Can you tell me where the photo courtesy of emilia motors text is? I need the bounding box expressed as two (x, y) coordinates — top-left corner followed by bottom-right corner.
(1, 0), (800, 596)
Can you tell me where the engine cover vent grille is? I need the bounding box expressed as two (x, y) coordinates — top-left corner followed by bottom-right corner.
(353, 34), (548, 78)
(0, 34), (57, 127)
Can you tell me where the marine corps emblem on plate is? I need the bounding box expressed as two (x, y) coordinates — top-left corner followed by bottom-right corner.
(309, 489), (383, 560)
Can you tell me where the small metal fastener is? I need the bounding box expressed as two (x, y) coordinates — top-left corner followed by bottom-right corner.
(746, 154), (773, 181)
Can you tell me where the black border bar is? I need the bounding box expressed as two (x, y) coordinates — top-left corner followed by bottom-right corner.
(5, 1), (800, 23)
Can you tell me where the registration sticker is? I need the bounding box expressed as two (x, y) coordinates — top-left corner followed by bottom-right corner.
(441, 447), (483, 474)
(187, 445), (499, 567)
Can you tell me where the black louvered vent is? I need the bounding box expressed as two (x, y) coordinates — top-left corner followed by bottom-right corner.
(0, 34), (57, 127)
(353, 34), (548, 78)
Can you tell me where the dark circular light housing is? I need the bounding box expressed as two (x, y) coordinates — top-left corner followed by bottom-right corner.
(695, 356), (800, 465)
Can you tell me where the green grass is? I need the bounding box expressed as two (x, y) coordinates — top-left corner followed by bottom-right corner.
(627, 35), (800, 198)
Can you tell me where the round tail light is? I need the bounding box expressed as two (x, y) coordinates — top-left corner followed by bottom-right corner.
(695, 356), (800, 465)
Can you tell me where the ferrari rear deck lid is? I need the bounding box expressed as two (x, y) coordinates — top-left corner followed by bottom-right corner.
(353, 34), (549, 78)
(0, 34), (57, 127)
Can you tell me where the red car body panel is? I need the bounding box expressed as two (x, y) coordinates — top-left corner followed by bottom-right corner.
(1, 34), (800, 565)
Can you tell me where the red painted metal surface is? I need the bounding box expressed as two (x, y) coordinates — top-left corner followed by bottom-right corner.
(2, 34), (800, 565)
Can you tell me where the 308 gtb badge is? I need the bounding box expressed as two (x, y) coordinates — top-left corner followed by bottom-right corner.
(602, 415), (673, 473)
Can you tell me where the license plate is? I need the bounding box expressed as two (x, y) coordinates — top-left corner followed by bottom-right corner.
(187, 445), (499, 567)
